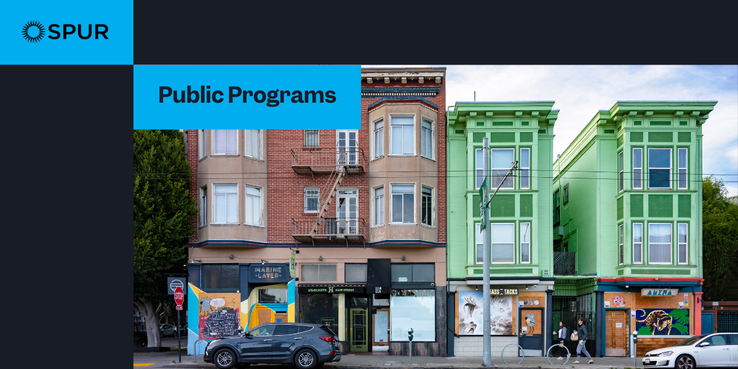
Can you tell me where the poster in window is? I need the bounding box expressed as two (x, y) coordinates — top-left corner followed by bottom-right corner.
(458, 291), (513, 335)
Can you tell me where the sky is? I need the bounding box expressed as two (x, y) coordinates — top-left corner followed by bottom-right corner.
(366, 65), (738, 197)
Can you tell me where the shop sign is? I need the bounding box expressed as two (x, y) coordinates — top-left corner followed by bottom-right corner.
(641, 288), (678, 296)
(490, 288), (518, 296)
(250, 265), (286, 282)
(298, 286), (365, 294)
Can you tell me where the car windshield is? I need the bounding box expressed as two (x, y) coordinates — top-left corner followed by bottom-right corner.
(673, 335), (706, 346)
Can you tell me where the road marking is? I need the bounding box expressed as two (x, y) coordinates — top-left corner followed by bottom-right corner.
(133, 364), (154, 367)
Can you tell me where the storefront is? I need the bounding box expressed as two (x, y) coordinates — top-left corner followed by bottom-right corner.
(297, 284), (367, 353)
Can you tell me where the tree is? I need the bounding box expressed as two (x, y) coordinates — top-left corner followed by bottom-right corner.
(702, 176), (738, 301)
(134, 130), (197, 348)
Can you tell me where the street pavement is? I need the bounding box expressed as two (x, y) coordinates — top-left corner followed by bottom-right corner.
(133, 338), (651, 369)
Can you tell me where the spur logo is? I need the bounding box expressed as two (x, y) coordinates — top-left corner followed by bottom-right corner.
(22, 21), (109, 43)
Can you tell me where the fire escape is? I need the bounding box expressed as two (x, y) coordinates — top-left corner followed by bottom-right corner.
(291, 147), (366, 246)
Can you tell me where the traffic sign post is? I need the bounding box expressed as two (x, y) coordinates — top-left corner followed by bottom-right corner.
(174, 286), (184, 362)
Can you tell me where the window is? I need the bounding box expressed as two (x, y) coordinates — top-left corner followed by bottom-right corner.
(490, 148), (514, 189)
(373, 119), (384, 159)
(391, 116), (414, 155)
(304, 187), (319, 213)
(678, 148), (688, 189)
(678, 223), (688, 264)
(374, 186), (384, 226)
(214, 184), (238, 223)
(521, 222), (530, 264)
(301, 264), (337, 282)
(649, 223), (672, 264)
(390, 263), (435, 282)
(475, 223), (483, 264)
(199, 130), (207, 159)
(648, 148), (671, 189)
(618, 151), (624, 192)
(633, 223), (643, 264)
(618, 224), (624, 265)
(475, 148), (484, 189)
(259, 289), (287, 303)
(633, 148), (642, 189)
(273, 325), (300, 336)
(490, 223), (514, 263)
(199, 186), (207, 226)
(244, 130), (262, 159)
(421, 186), (433, 226)
(299, 294), (338, 331)
(202, 264), (239, 289)
(345, 264), (367, 283)
(390, 289), (435, 342)
(520, 148), (530, 189)
(391, 184), (414, 224)
(213, 130), (237, 155)
(248, 325), (275, 337)
(244, 185), (261, 226)
(304, 130), (319, 147)
(421, 118), (433, 159)
(553, 189), (560, 224)
(563, 184), (569, 204)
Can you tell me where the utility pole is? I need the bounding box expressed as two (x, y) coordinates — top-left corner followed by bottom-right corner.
(482, 136), (518, 365)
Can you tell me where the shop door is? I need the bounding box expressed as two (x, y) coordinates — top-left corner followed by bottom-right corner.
(701, 313), (714, 334)
(606, 310), (628, 356)
(373, 308), (389, 346)
(350, 308), (368, 352)
(519, 308), (543, 356)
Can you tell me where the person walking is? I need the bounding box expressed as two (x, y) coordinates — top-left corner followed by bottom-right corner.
(553, 321), (568, 359)
(573, 317), (593, 364)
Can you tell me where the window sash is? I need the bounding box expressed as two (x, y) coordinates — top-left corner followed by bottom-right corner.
(245, 185), (261, 226)
(214, 184), (238, 223)
(214, 130), (237, 155)
(648, 148), (672, 189)
(199, 130), (207, 159)
(633, 223), (643, 264)
(391, 116), (414, 155)
(304, 188), (319, 213)
(490, 148), (514, 189)
(475, 223), (483, 264)
(421, 118), (433, 159)
(373, 120), (384, 159)
(421, 187), (432, 226)
(475, 149), (484, 188)
(618, 224), (624, 265)
(304, 130), (319, 147)
(618, 151), (624, 192)
(391, 184), (414, 223)
(244, 130), (262, 159)
(374, 187), (384, 226)
(490, 223), (514, 263)
(520, 222), (530, 264)
(345, 264), (367, 283)
(678, 223), (688, 264)
(633, 148), (642, 189)
(200, 187), (208, 226)
(648, 223), (672, 264)
(678, 148), (688, 189)
(520, 148), (530, 189)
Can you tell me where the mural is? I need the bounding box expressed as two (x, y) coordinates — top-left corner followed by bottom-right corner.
(635, 309), (689, 336)
(611, 294), (625, 307)
(198, 292), (241, 339)
(458, 291), (513, 335)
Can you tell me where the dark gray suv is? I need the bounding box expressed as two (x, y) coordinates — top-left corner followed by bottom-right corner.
(203, 323), (341, 369)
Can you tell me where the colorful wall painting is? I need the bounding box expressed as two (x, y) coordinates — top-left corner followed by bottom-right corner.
(458, 291), (513, 335)
(635, 308), (690, 336)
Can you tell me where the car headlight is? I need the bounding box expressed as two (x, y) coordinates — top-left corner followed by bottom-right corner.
(654, 351), (673, 357)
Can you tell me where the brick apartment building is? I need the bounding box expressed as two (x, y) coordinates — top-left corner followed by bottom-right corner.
(183, 67), (448, 356)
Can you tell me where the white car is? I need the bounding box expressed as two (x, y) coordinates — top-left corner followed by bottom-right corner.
(643, 333), (738, 369)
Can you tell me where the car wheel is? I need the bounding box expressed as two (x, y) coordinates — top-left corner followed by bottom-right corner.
(294, 349), (318, 369)
(214, 348), (237, 369)
(676, 355), (695, 369)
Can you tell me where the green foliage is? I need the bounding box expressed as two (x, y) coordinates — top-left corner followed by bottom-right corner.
(134, 130), (197, 306)
(702, 176), (738, 300)
(671, 323), (688, 335)
(668, 309), (690, 326)
(637, 326), (652, 336)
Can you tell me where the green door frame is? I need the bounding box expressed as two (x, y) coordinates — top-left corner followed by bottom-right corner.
(349, 308), (368, 352)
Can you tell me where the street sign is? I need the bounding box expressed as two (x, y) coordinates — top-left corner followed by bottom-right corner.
(167, 277), (187, 295)
(174, 286), (184, 307)
(479, 177), (487, 231)
(290, 249), (296, 278)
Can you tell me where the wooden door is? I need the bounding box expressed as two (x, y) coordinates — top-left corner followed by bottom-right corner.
(606, 310), (628, 356)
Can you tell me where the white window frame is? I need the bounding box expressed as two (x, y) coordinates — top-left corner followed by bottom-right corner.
(678, 148), (688, 190)
(520, 222), (531, 264)
(633, 148), (642, 189)
(244, 185), (262, 226)
(475, 148), (484, 189)
(373, 186), (384, 226)
(421, 186), (433, 227)
(304, 130), (319, 147)
(390, 115), (415, 156)
(244, 130), (262, 160)
(490, 148), (514, 189)
(475, 223), (483, 264)
(490, 223), (515, 264)
(618, 151), (624, 192)
(212, 130), (238, 155)
(633, 222), (643, 264)
(520, 148), (530, 189)
(648, 223), (673, 265)
(421, 117), (433, 159)
(304, 187), (319, 213)
(373, 118), (384, 159)
(618, 223), (624, 265)
(390, 183), (415, 224)
(300, 264), (337, 282)
(199, 130), (207, 159)
(213, 183), (238, 224)
(678, 223), (688, 265)
(199, 186), (208, 226)
(648, 148), (672, 189)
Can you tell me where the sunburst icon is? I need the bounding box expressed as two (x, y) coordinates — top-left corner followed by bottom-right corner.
(22, 21), (45, 43)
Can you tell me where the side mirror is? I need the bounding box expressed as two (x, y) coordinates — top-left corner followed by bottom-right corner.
(698, 342), (710, 347)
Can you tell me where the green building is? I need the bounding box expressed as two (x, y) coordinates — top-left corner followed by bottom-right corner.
(552, 102), (716, 358)
(446, 102), (558, 357)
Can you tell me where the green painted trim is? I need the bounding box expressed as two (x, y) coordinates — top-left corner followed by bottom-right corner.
(678, 132), (691, 142)
(522, 121), (529, 126)
(492, 121), (514, 126)
(648, 132), (673, 142)
(650, 121), (672, 126)
(634, 121), (642, 126)
(473, 132), (485, 142)
(520, 132), (533, 142)
(490, 132), (515, 142)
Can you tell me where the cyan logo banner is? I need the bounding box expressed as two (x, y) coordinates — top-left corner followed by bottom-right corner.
(1, 1), (133, 64)
(134, 65), (361, 129)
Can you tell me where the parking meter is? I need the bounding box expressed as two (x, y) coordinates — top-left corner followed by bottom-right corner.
(632, 331), (638, 367)
(408, 328), (414, 341)
(632, 330), (637, 344)
(408, 328), (414, 364)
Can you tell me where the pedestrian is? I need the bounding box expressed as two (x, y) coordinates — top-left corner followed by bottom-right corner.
(554, 321), (568, 359)
(573, 317), (593, 364)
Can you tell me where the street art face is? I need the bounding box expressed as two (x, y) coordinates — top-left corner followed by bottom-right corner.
(458, 291), (512, 335)
(611, 294), (625, 307)
(635, 308), (689, 335)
